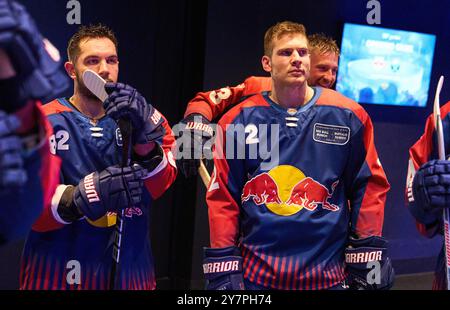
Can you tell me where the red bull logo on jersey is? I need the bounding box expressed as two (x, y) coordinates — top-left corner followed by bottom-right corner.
(241, 173), (282, 205)
(286, 177), (339, 212)
(241, 165), (339, 216)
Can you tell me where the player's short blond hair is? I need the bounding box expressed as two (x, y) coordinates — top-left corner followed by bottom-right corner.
(264, 21), (307, 57)
(308, 33), (340, 56)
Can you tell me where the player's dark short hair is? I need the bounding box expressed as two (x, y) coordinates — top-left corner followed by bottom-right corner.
(308, 33), (340, 56)
(264, 21), (307, 57)
(67, 24), (118, 63)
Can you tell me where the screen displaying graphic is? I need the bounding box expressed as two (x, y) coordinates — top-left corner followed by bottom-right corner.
(336, 23), (436, 107)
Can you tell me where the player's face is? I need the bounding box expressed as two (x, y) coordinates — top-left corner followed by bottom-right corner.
(262, 33), (310, 86)
(75, 37), (119, 83)
(308, 50), (338, 89)
(69, 37), (119, 100)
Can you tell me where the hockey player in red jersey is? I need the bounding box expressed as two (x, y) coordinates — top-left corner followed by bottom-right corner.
(0, 0), (67, 244)
(20, 24), (177, 290)
(176, 33), (339, 177)
(203, 21), (394, 290)
(406, 101), (450, 290)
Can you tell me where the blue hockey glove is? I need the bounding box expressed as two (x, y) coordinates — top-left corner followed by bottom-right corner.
(203, 246), (245, 290)
(175, 113), (213, 178)
(104, 82), (164, 145)
(0, 0), (68, 111)
(0, 110), (26, 187)
(345, 236), (395, 290)
(411, 160), (450, 224)
(72, 164), (147, 221)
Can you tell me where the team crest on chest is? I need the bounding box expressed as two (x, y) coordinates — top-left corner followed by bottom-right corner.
(115, 128), (123, 146)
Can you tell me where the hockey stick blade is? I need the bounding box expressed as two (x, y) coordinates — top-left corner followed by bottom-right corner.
(432, 75), (450, 290)
(434, 76), (445, 160)
(82, 69), (109, 102)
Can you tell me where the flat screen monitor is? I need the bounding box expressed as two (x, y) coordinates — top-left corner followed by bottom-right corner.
(336, 23), (436, 107)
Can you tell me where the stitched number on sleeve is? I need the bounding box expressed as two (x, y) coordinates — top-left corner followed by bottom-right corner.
(209, 88), (232, 105)
(49, 130), (70, 154)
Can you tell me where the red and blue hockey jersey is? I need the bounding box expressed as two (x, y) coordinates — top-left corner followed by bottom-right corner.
(206, 87), (390, 290)
(0, 101), (60, 244)
(20, 97), (177, 290)
(406, 101), (450, 290)
(185, 76), (271, 121)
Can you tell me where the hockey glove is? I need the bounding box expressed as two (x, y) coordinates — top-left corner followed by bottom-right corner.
(345, 236), (395, 290)
(0, 110), (26, 187)
(411, 159), (450, 224)
(203, 246), (245, 290)
(175, 113), (213, 178)
(57, 164), (147, 222)
(104, 82), (164, 145)
(0, 0), (68, 111)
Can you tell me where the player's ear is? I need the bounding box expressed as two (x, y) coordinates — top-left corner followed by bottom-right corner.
(261, 55), (272, 73)
(64, 61), (76, 80)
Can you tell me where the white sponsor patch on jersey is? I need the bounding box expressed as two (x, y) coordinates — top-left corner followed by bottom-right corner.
(313, 123), (350, 146)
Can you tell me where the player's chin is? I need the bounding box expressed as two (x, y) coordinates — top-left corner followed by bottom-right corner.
(285, 76), (306, 85)
(317, 80), (333, 89)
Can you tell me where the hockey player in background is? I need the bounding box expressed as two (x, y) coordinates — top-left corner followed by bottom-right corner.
(406, 102), (450, 290)
(176, 33), (339, 178)
(20, 24), (177, 290)
(0, 0), (68, 244)
(203, 21), (394, 290)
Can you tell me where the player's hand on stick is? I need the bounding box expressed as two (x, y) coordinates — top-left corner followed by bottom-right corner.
(175, 113), (213, 178)
(104, 82), (164, 145)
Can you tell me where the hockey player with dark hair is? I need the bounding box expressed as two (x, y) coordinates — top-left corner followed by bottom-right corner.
(176, 33), (340, 178)
(203, 21), (394, 290)
(0, 0), (68, 244)
(19, 24), (177, 290)
(406, 100), (450, 290)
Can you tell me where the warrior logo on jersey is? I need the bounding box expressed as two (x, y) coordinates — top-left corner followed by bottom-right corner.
(241, 165), (339, 216)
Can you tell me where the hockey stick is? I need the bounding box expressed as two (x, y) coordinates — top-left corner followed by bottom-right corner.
(432, 75), (450, 290)
(198, 159), (210, 187)
(82, 69), (131, 290)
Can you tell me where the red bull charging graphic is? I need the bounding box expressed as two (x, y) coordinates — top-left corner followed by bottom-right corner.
(241, 165), (339, 216)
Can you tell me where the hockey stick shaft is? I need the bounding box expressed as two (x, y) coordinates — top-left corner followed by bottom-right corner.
(198, 159), (210, 187)
(433, 75), (450, 290)
(109, 118), (132, 290)
(81, 70), (129, 289)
